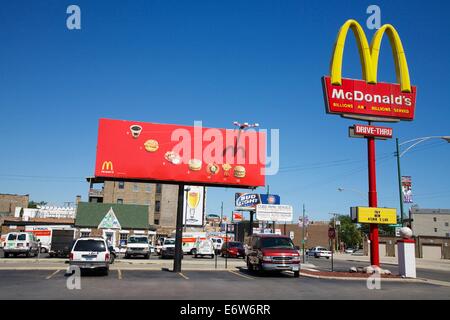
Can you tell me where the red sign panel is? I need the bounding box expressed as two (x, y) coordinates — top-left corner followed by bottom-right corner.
(95, 119), (266, 188)
(232, 212), (243, 222)
(354, 124), (393, 138)
(328, 228), (336, 239)
(322, 76), (416, 121)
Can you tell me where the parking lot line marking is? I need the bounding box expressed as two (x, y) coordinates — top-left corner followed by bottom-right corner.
(46, 269), (61, 280)
(228, 270), (254, 280)
(178, 272), (189, 280)
(117, 269), (122, 280)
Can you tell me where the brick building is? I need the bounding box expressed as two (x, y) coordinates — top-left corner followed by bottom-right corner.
(87, 178), (179, 235)
(0, 194), (29, 216)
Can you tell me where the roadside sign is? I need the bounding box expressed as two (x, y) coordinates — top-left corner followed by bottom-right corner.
(351, 207), (397, 224)
(395, 227), (402, 237)
(328, 228), (336, 239)
(349, 124), (393, 140)
(289, 231), (295, 240)
(256, 204), (293, 222)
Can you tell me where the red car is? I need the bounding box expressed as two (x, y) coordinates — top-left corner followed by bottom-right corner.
(246, 234), (300, 277)
(221, 241), (245, 258)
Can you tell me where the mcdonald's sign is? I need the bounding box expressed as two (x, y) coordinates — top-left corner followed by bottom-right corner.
(101, 161), (114, 173)
(322, 20), (417, 121)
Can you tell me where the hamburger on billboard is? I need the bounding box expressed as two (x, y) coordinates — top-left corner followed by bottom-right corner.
(94, 119), (266, 188)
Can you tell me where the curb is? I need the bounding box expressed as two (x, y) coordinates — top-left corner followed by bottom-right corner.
(299, 272), (450, 287)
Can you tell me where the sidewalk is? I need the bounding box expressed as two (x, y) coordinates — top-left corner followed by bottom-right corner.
(333, 253), (450, 272)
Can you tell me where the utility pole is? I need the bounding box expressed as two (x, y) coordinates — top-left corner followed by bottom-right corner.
(396, 138), (405, 226)
(302, 204), (306, 263)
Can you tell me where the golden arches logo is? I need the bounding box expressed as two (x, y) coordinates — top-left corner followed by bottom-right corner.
(101, 161), (113, 171)
(330, 19), (411, 93)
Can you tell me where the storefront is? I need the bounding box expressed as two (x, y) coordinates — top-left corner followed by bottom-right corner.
(75, 202), (157, 251)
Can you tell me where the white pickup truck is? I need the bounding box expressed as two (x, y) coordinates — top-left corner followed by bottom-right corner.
(125, 235), (151, 259)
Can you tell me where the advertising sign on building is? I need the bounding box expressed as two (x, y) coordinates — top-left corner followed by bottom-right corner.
(95, 119), (266, 188)
(183, 186), (205, 226)
(256, 204), (293, 222)
(401, 176), (413, 203)
(235, 193), (280, 210)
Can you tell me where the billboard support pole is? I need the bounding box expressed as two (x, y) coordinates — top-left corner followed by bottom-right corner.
(367, 136), (380, 267)
(173, 184), (185, 273)
(249, 210), (254, 236)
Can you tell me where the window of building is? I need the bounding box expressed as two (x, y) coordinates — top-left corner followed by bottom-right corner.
(155, 200), (161, 212)
(445, 222), (449, 227)
(81, 232), (90, 238)
(156, 184), (162, 194)
(117, 199), (124, 204)
(118, 181), (125, 189)
(433, 217), (437, 222)
(154, 219), (160, 225)
(434, 228), (438, 233)
(133, 183), (139, 192)
(119, 233), (128, 246)
(145, 183), (151, 193)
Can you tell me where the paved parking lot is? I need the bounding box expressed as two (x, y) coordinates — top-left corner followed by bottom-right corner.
(0, 268), (449, 300)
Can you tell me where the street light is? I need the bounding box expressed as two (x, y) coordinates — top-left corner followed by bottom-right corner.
(396, 136), (450, 226)
(337, 187), (366, 197)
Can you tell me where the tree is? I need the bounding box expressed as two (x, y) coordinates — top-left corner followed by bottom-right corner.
(28, 201), (47, 209)
(359, 221), (396, 237)
(331, 215), (363, 249)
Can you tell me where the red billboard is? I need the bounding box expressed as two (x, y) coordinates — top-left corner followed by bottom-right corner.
(94, 119), (266, 188)
(322, 76), (416, 121)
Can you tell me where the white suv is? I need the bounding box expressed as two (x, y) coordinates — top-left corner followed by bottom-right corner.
(3, 232), (39, 258)
(69, 237), (110, 275)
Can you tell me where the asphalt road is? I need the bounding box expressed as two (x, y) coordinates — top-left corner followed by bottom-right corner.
(0, 269), (448, 300)
(307, 256), (450, 283)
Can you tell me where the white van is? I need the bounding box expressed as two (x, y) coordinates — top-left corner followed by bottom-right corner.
(192, 238), (215, 259)
(3, 232), (39, 258)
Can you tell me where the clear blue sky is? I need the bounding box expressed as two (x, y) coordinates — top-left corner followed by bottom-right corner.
(1, 0), (449, 222)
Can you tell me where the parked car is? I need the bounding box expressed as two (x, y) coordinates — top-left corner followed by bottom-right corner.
(210, 237), (224, 253)
(344, 248), (355, 254)
(246, 234), (300, 277)
(221, 241), (245, 258)
(307, 246), (332, 259)
(125, 235), (151, 259)
(160, 238), (183, 259)
(3, 232), (39, 258)
(192, 239), (215, 259)
(69, 237), (110, 275)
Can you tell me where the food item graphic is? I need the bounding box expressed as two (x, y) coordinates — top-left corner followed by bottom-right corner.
(207, 163), (220, 175)
(233, 165), (246, 178)
(130, 125), (142, 138)
(144, 139), (159, 152)
(188, 159), (202, 171)
(222, 164), (232, 177)
(164, 151), (181, 165)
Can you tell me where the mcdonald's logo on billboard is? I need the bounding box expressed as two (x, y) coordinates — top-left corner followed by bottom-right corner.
(101, 161), (114, 173)
(322, 19), (417, 121)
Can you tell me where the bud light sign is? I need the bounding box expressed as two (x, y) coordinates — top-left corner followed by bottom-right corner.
(235, 193), (280, 210)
